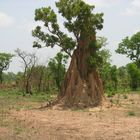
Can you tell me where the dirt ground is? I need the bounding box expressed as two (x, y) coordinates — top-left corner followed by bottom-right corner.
(0, 93), (140, 140)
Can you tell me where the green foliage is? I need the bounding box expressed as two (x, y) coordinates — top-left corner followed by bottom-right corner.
(88, 37), (108, 69)
(29, 65), (57, 93)
(16, 72), (23, 82)
(126, 63), (140, 90)
(3, 72), (16, 83)
(123, 94), (128, 99)
(116, 31), (140, 67)
(100, 62), (111, 89)
(88, 54), (102, 69)
(0, 89), (56, 110)
(107, 91), (115, 98)
(48, 52), (68, 91)
(97, 44), (118, 92)
(32, 4), (76, 57)
(98, 39), (111, 80)
(32, 0), (104, 59)
(0, 53), (13, 71)
(101, 61), (140, 95)
(56, 0), (103, 34)
(0, 53), (14, 84)
(110, 65), (118, 90)
(127, 111), (136, 116)
(116, 31), (140, 91)
(118, 66), (130, 91)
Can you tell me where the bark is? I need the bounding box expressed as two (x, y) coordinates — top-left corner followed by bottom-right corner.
(25, 80), (32, 95)
(59, 40), (104, 108)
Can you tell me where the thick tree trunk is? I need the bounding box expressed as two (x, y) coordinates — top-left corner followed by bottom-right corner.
(59, 43), (104, 108)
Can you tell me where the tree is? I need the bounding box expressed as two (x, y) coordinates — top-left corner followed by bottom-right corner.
(15, 49), (37, 95)
(32, 0), (104, 107)
(116, 31), (140, 67)
(117, 66), (130, 91)
(48, 52), (68, 91)
(98, 49), (112, 91)
(95, 37), (112, 91)
(126, 63), (140, 90)
(0, 53), (13, 84)
(31, 65), (46, 92)
(110, 65), (118, 91)
(3, 72), (16, 84)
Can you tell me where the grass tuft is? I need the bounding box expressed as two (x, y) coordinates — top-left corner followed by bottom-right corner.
(127, 111), (136, 116)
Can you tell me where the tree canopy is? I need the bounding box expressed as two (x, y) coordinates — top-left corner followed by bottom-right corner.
(0, 53), (14, 84)
(126, 63), (140, 90)
(116, 31), (140, 67)
(32, 0), (103, 58)
(48, 52), (68, 91)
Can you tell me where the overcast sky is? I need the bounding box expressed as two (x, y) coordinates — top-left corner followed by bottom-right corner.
(0, 0), (140, 73)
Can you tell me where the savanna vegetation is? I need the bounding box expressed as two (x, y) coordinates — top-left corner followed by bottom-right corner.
(0, 0), (140, 140)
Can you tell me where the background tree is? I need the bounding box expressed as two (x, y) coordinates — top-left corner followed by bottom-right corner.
(31, 65), (46, 92)
(116, 31), (140, 68)
(32, 0), (104, 107)
(3, 72), (16, 84)
(110, 65), (118, 91)
(98, 49), (112, 91)
(41, 66), (56, 93)
(117, 66), (130, 91)
(48, 52), (68, 91)
(15, 71), (23, 88)
(0, 53), (13, 84)
(96, 37), (112, 90)
(15, 49), (37, 95)
(126, 63), (140, 90)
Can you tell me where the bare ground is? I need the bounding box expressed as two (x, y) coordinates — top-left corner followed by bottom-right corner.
(0, 93), (140, 140)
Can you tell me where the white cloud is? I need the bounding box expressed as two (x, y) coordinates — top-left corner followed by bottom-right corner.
(84, 0), (121, 7)
(122, 0), (140, 16)
(18, 20), (44, 34)
(132, 0), (140, 7)
(0, 12), (15, 28)
(84, 0), (104, 7)
(123, 8), (138, 16)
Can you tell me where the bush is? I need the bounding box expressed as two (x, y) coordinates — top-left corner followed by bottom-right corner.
(106, 92), (115, 98)
(127, 111), (136, 116)
(123, 94), (128, 99)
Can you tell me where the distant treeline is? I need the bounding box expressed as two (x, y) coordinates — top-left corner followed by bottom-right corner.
(2, 61), (140, 95)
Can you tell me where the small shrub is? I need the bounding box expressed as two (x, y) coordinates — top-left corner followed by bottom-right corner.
(109, 99), (113, 103)
(14, 127), (24, 135)
(107, 92), (115, 98)
(107, 94), (112, 98)
(127, 111), (136, 116)
(123, 94), (128, 99)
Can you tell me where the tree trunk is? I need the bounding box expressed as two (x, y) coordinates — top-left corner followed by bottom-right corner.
(59, 42), (104, 108)
(25, 77), (33, 95)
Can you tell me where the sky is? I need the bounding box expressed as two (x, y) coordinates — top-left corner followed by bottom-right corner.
(0, 0), (140, 73)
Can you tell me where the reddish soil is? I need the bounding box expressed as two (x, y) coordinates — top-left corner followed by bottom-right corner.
(0, 93), (140, 140)
(9, 109), (140, 140)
